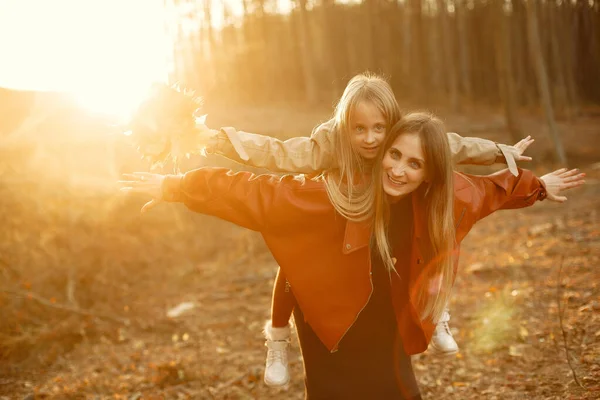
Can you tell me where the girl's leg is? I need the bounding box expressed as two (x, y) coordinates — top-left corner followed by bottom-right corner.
(428, 305), (459, 355)
(263, 267), (296, 387)
(271, 267), (296, 327)
(429, 263), (459, 355)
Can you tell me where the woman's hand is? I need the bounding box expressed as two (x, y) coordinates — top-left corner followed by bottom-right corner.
(540, 168), (586, 203)
(119, 172), (166, 213)
(508, 135), (535, 162)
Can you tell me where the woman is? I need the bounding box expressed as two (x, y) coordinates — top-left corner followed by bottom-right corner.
(132, 75), (534, 386)
(121, 112), (584, 399)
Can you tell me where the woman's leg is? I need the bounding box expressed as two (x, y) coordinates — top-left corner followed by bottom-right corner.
(263, 267), (296, 387)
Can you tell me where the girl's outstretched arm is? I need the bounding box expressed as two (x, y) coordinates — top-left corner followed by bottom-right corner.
(447, 133), (534, 175)
(210, 126), (533, 176)
(206, 121), (336, 174)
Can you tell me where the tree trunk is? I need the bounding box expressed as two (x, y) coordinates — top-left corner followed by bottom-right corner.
(512, 1), (535, 108)
(526, 0), (567, 164)
(546, 1), (569, 115)
(439, 0), (459, 111)
(494, 0), (522, 143)
(426, 3), (443, 97)
(342, 7), (359, 76)
(408, 0), (426, 99)
(561, 2), (579, 115)
(319, 0), (342, 97)
(549, 1), (577, 118)
(295, 0), (318, 104)
(456, 0), (472, 100)
(362, 0), (377, 72)
(202, 0), (218, 89)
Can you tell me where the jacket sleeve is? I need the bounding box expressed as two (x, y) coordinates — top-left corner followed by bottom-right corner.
(463, 168), (547, 223)
(208, 121), (336, 173)
(161, 167), (286, 232)
(447, 132), (518, 175)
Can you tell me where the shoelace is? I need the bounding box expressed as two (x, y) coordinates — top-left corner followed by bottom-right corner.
(266, 342), (288, 364)
(435, 310), (452, 336)
(267, 350), (286, 364)
(439, 320), (452, 336)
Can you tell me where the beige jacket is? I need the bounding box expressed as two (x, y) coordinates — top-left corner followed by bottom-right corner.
(208, 120), (519, 175)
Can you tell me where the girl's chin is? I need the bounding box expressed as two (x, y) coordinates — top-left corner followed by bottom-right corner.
(360, 151), (379, 160)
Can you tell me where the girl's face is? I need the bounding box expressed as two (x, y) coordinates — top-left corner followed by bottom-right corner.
(349, 101), (387, 161)
(381, 132), (428, 200)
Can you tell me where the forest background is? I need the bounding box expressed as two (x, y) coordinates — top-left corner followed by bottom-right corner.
(0, 0), (599, 398)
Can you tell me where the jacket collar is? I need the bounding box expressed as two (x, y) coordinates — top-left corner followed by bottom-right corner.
(342, 189), (427, 254)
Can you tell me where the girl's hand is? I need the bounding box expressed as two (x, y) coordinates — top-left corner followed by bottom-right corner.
(508, 135), (535, 162)
(540, 168), (586, 203)
(119, 172), (166, 213)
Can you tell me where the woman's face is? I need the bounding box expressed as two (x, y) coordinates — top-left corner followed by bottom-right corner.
(349, 101), (387, 161)
(381, 132), (428, 200)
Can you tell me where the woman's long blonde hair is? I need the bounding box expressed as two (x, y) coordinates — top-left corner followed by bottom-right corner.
(335, 112), (456, 323)
(323, 73), (402, 219)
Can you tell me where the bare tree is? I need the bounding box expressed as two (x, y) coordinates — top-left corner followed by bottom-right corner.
(560, 2), (580, 116)
(526, 0), (567, 164)
(439, 0), (459, 111)
(455, 0), (472, 99)
(494, 0), (523, 142)
(294, 0), (318, 104)
(546, 0), (570, 115)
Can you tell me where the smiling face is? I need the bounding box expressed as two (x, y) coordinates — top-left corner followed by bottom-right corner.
(381, 131), (428, 200)
(348, 101), (387, 161)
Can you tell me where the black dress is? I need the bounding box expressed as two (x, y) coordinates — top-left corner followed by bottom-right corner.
(293, 198), (421, 400)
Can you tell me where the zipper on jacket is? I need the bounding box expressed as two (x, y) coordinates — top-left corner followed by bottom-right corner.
(330, 260), (374, 353)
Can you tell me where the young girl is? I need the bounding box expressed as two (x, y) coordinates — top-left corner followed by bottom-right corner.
(132, 74), (534, 386)
(120, 112), (583, 399)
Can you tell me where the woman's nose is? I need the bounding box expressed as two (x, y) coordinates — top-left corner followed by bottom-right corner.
(364, 131), (376, 144)
(391, 165), (406, 177)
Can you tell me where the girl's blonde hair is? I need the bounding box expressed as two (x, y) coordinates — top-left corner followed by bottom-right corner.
(323, 73), (402, 219)
(335, 112), (456, 323)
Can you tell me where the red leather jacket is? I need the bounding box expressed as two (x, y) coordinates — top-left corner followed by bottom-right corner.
(163, 168), (546, 355)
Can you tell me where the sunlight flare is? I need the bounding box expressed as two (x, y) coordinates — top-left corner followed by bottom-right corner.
(0, 0), (170, 120)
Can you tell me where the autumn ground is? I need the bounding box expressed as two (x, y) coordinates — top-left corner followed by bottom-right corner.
(0, 101), (599, 399)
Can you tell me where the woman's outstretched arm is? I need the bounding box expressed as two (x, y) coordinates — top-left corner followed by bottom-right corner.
(463, 167), (585, 223)
(120, 168), (295, 232)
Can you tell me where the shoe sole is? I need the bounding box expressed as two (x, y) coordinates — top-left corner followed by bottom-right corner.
(427, 342), (459, 357)
(264, 377), (290, 387)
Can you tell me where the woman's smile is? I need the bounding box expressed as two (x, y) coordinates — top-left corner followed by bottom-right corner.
(386, 173), (407, 187)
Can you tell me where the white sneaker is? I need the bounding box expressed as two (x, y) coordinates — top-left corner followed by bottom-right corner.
(428, 309), (459, 356)
(263, 321), (291, 387)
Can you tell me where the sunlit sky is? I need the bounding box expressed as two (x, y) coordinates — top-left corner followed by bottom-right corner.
(0, 0), (170, 118)
(0, 0), (300, 119)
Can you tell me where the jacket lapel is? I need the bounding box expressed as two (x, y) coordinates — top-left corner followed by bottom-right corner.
(342, 219), (371, 254)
